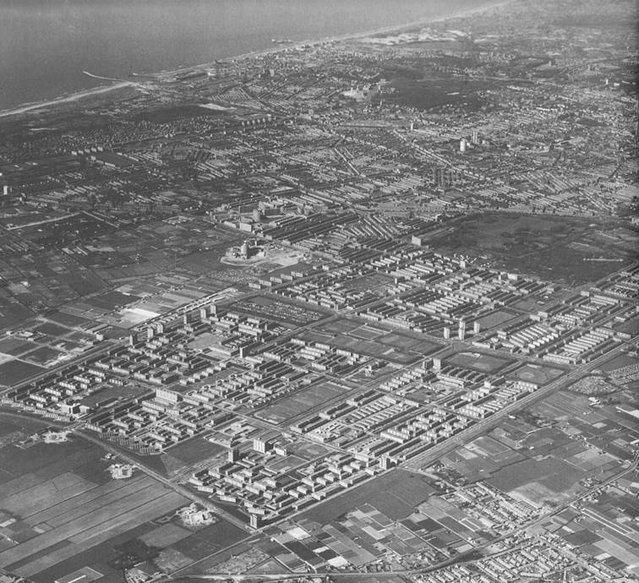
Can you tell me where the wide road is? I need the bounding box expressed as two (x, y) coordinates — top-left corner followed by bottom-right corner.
(169, 452), (639, 583)
(403, 343), (625, 471)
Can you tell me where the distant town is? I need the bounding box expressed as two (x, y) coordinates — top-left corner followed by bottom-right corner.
(0, 1), (637, 582)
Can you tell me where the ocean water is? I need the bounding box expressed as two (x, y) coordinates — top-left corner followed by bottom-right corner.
(0, 0), (497, 110)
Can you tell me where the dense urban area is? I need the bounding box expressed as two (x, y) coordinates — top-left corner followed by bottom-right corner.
(0, 1), (637, 583)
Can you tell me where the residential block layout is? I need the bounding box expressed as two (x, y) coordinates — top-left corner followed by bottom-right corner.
(0, 1), (637, 583)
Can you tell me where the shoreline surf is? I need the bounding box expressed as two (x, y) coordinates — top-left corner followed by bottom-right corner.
(0, 0), (511, 120)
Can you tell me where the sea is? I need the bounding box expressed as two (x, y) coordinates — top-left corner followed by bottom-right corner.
(0, 0), (500, 111)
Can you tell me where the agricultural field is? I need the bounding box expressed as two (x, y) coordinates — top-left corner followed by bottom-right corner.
(0, 416), (198, 582)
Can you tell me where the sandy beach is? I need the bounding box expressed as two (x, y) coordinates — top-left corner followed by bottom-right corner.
(164, 0), (511, 75)
(0, 81), (135, 119)
(0, 0), (511, 120)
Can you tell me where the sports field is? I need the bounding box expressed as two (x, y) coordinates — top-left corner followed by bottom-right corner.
(509, 363), (565, 385)
(448, 351), (511, 374)
(256, 381), (348, 425)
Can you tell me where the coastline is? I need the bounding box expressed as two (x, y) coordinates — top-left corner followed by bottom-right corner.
(0, 82), (135, 120)
(164, 0), (512, 74)
(0, 0), (512, 120)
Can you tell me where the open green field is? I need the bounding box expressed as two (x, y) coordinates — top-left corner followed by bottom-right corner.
(46, 311), (94, 328)
(598, 352), (639, 372)
(0, 359), (46, 386)
(475, 309), (518, 331)
(87, 290), (140, 311)
(469, 435), (515, 458)
(298, 330), (334, 344)
(167, 436), (225, 465)
(172, 520), (246, 561)
(488, 457), (585, 494)
(332, 334), (422, 366)
(32, 322), (72, 337)
(0, 337), (40, 356)
(612, 315), (639, 336)
(377, 331), (424, 350)
(349, 326), (384, 340)
(301, 469), (437, 525)
(0, 424), (192, 582)
(316, 320), (440, 364)
(22, 346), (63, 366)
(256, 380), (348, 425)
(424, 213), (637, 284)
(319, 318), (361, 335)
(448, 351), (512, 374)
(509, 363), (565, 385)
(0, 300), (33, 332)
(381, 73), (491, 111)
(139, 523), (192, 548)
